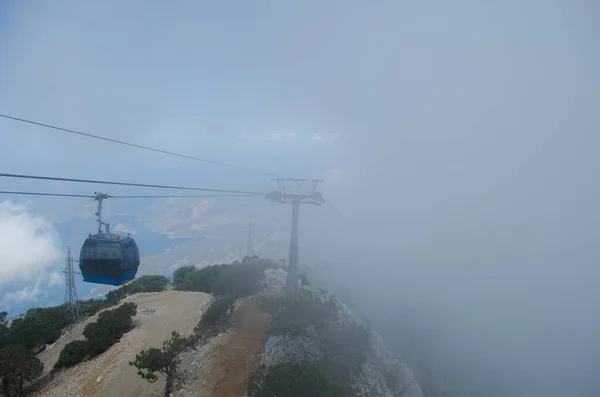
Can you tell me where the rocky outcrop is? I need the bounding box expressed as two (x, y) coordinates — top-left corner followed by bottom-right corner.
(355, 333), (423, 397)
(262, 268), (288, 294)
(261, 268), (425, 397)
(261, 335), (322, 366)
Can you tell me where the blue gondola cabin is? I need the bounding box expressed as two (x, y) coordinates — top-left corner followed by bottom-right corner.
(79, 233), (140, 286)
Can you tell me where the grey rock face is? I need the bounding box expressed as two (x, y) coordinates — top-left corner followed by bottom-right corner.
(262, 268), (288, 293)
(260, 269), (425, 397)
(261, 335), (322, 366)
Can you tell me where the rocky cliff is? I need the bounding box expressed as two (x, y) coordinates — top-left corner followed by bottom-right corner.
(168, 266), (425, 396)
(259, 268), (425, 397)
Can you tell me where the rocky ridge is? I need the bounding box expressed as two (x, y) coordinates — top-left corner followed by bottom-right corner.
(171, 267), (425, 397)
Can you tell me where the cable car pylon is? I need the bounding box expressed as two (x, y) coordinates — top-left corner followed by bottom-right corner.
(265, 178), (325, 299)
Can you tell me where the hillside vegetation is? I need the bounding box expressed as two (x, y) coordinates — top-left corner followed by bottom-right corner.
(130, 258), (416, 397)
(54, 302), (137, 369)
(2, 259), (423, 397)
(130, 258), (273, 383)
(249, 291), (370, 396)
(0, 274), (170, 396)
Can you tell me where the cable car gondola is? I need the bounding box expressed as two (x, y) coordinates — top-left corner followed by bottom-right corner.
(79, 233), (139, 286)
(79, 192), (140, 286)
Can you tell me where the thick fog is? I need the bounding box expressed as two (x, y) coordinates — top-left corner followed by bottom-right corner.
(309, 2), (600, 396)
(1, 1), (599, 396)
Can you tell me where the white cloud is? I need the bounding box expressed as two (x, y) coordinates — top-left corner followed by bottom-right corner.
(1, 271), (64, 309)
(1, 283), (41, 306)
(0, 201), (62, 288)
(0, 275), (45, 308)
(268, 132), (297, 142)
(48, 272), (63, 287)
(113, 223), (136, 235)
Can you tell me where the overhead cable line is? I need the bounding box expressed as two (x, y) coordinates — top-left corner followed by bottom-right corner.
(0, 190), (259, 199)
(0, 191), (92, 198)
(324, 199), (347, 220)
(0, 172), (266, 195)
(0, 113), (286, 178)
(111, 194), (255, 199)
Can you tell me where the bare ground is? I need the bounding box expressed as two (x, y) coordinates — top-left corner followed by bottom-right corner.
(172, 296), (271, 397)
(32, 290), (210, 397)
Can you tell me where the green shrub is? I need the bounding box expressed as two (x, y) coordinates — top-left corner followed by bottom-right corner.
(0, 344), (44, 396)
(319, 324), (370, 375)
(105, 285), (131, 305)
(130, 275), (169, 293)
(105, 275), (169, 306)
(177, 264), (222, 293)
(177, 260), (269, 298)
(262, 293), (338, 337)
(132, 295), (237, 383)
(248, 363), (344, 397)
(83, 302), (137, 355)
(83, 321), (118, 355)
(6, 305), (72, 349)
(172, 266), (196, 288)
(79, 299), (107, 318)
(0, 324), (8, 351)
(194, 295), (235, 335)
(129, 331), (192, 382)
(54, 340), (89, 368)
(259, 292), (370, 396)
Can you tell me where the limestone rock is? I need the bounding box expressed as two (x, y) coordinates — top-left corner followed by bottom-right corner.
(261, 335), (322, 366)
(262, 268), (287, 293)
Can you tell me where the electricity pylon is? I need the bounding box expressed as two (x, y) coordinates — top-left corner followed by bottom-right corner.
(63, 246), (81, 323)
(266, 178), (324, 298)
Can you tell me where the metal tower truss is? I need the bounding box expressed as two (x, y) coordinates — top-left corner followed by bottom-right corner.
(63, 246), (81, 323)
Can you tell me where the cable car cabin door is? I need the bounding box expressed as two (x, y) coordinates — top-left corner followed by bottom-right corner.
(122, 240), (139, 281)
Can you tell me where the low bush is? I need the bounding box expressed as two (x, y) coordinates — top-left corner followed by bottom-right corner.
(79, 299), (107, 318)
(54, 340), (89, 368)
(6, 306), (73, 350)
(129, 331), (191, 382)
(105, 285), (131, 305)
(105, 275), (169, 305)
(258, 292), (370, 397)
(172, 266), (196, 289)
(0, 344), (44, 396)
(247, 363), (345, 397)
(54, 302), (137, 369)
(261, 292), (338, 337)
(194, 295), (235, 335)
(176, 260), (270, 298)
(85, 302), (137, 354)
(130, 275), (169, 294)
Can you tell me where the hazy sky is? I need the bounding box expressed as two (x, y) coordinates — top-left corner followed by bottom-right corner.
(0, 1), (598, 396)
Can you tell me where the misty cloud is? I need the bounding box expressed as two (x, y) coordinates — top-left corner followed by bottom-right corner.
(0, 201), (62, 288)
(0, 270), (63, 309)
(0, 1), (598, 396)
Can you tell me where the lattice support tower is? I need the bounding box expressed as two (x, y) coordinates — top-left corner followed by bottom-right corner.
(63, 246), (81, 323)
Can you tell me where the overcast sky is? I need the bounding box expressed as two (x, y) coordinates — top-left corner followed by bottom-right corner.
(0, 1), (598, 396)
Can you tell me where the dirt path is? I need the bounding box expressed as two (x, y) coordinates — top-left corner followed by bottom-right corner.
(33, 290), (209, 397)
(173, 297), (271, 397)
